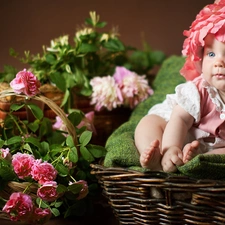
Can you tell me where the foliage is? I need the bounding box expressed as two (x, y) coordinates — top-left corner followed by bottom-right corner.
(8, 11), (166, 112)
(0, 93), (106, 223)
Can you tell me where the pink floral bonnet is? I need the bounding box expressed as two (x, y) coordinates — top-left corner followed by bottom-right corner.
(180, 0), (225, 80)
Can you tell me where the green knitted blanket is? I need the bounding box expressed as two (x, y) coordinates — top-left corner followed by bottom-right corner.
(104, 55), (225, 180)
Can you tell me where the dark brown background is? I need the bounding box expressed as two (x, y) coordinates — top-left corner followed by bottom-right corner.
(1, 0), (213, 71)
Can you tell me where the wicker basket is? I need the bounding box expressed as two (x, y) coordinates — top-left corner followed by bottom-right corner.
(91, 164), (225, 225)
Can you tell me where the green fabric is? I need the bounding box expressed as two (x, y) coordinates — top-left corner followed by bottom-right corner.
(104, 55), (225, 180)
(177, 154), (225, 179)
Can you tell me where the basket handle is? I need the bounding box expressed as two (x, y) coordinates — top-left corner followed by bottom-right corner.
(0, 89), (78, 146)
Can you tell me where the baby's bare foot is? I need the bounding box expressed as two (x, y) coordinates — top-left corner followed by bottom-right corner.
(140, 140), (162, 170)
(183, 140), (200, 163)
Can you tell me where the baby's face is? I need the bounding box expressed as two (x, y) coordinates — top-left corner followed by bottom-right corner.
(202, 34), (225, 92)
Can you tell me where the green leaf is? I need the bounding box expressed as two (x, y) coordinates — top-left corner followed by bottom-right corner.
(87, 144), (106, 158)
(25, 136), (41, 148)
(66, 135), (75, 148)
(6, 136), (22, 145)
(55, 163), (69, 177)
(80, 146), (95, 162)
(60, 89), (70, 107)
(67, 183), (83, 194)
(0, 161), (16, 181)
(27, 104), (43, 120)
(45, 53), (56, 65)
(54, 201), (63, 208)
(103, 39), (125, 51)
(36, 198), (49, 208)
(49, 144), (64, 157)
(75, 170), (86, 180)
(68, 111), (83, 126)
(57, 184), (68, 193)
(40, 141), (49, 156)
(96, 21), (107, 28)
(79, 131), (92, 146)
(69, 147), (78, 163)
(78, 43), (98, 53)
(39, 117), (53, 138)
(9, 48), (19, 58)
(50, 72), (66, 92)
(27, 121), (39, 133)
(23, 143), (32, 153)
(51, 207), (60, 217)
(10, 103), (25, 111)
(0, 139), (4, 148)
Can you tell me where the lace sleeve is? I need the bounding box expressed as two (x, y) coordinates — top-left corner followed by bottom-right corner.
(166, 82), (201, 123)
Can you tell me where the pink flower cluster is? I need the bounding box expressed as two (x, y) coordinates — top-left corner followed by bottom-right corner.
(180, 0), (225, 80)
(12, 153), (57, 184)
(2, 153), (58, 222)
(10, 69), (40, 96)
(3, 192), (51, 223)
(90, 66), (154, 111)
(2, 150), (89, 223)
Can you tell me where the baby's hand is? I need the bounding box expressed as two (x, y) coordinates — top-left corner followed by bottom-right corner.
(161, 146), (184, 172)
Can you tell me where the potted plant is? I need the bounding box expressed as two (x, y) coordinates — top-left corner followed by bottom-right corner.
(8, 11), (166, 113)
(1, 11), (166, 145)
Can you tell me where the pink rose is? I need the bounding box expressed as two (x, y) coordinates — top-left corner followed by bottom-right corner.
(12, 153), (35, 179)
(180, 1), (225, 80)
(69, 180), (89, 200)
(10, 69), (40, 96)
(32, 207), (52, 224)
(2, 192), (34, 222)
(37, 181), (59, 202)
(0, 147), (11, 160)
(31, 160), (57, 184)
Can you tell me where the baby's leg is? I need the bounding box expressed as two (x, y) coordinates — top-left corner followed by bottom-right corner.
(182, 140), (200, 163)
(135, 114), (166, 170)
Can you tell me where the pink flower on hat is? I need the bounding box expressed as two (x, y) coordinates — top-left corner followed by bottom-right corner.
(181, 0), (225, 80)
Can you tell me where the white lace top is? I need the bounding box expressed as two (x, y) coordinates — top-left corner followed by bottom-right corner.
(148, 75), (225, 150)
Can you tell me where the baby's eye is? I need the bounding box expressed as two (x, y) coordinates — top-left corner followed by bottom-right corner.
(207, 52), (215, 57)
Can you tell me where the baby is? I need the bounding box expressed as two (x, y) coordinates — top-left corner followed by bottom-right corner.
(134, 0), (225, 173)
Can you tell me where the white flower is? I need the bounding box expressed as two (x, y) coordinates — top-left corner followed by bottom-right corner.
(90, 76), (123, 111)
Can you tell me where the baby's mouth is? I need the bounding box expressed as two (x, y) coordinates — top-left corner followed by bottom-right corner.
(215, 73), (225, 78)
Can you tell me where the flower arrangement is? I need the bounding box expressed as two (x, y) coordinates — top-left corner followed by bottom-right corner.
(7, 11), (165, 113)
(0, 69), (106, 224)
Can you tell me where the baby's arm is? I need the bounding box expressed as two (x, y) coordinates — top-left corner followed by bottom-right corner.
(161, 104), (194, 172)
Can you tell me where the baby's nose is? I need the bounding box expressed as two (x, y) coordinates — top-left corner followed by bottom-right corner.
(214, 59), (225, 67)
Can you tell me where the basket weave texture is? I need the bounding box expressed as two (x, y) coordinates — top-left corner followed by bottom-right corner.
(91, 164), (225, 225)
